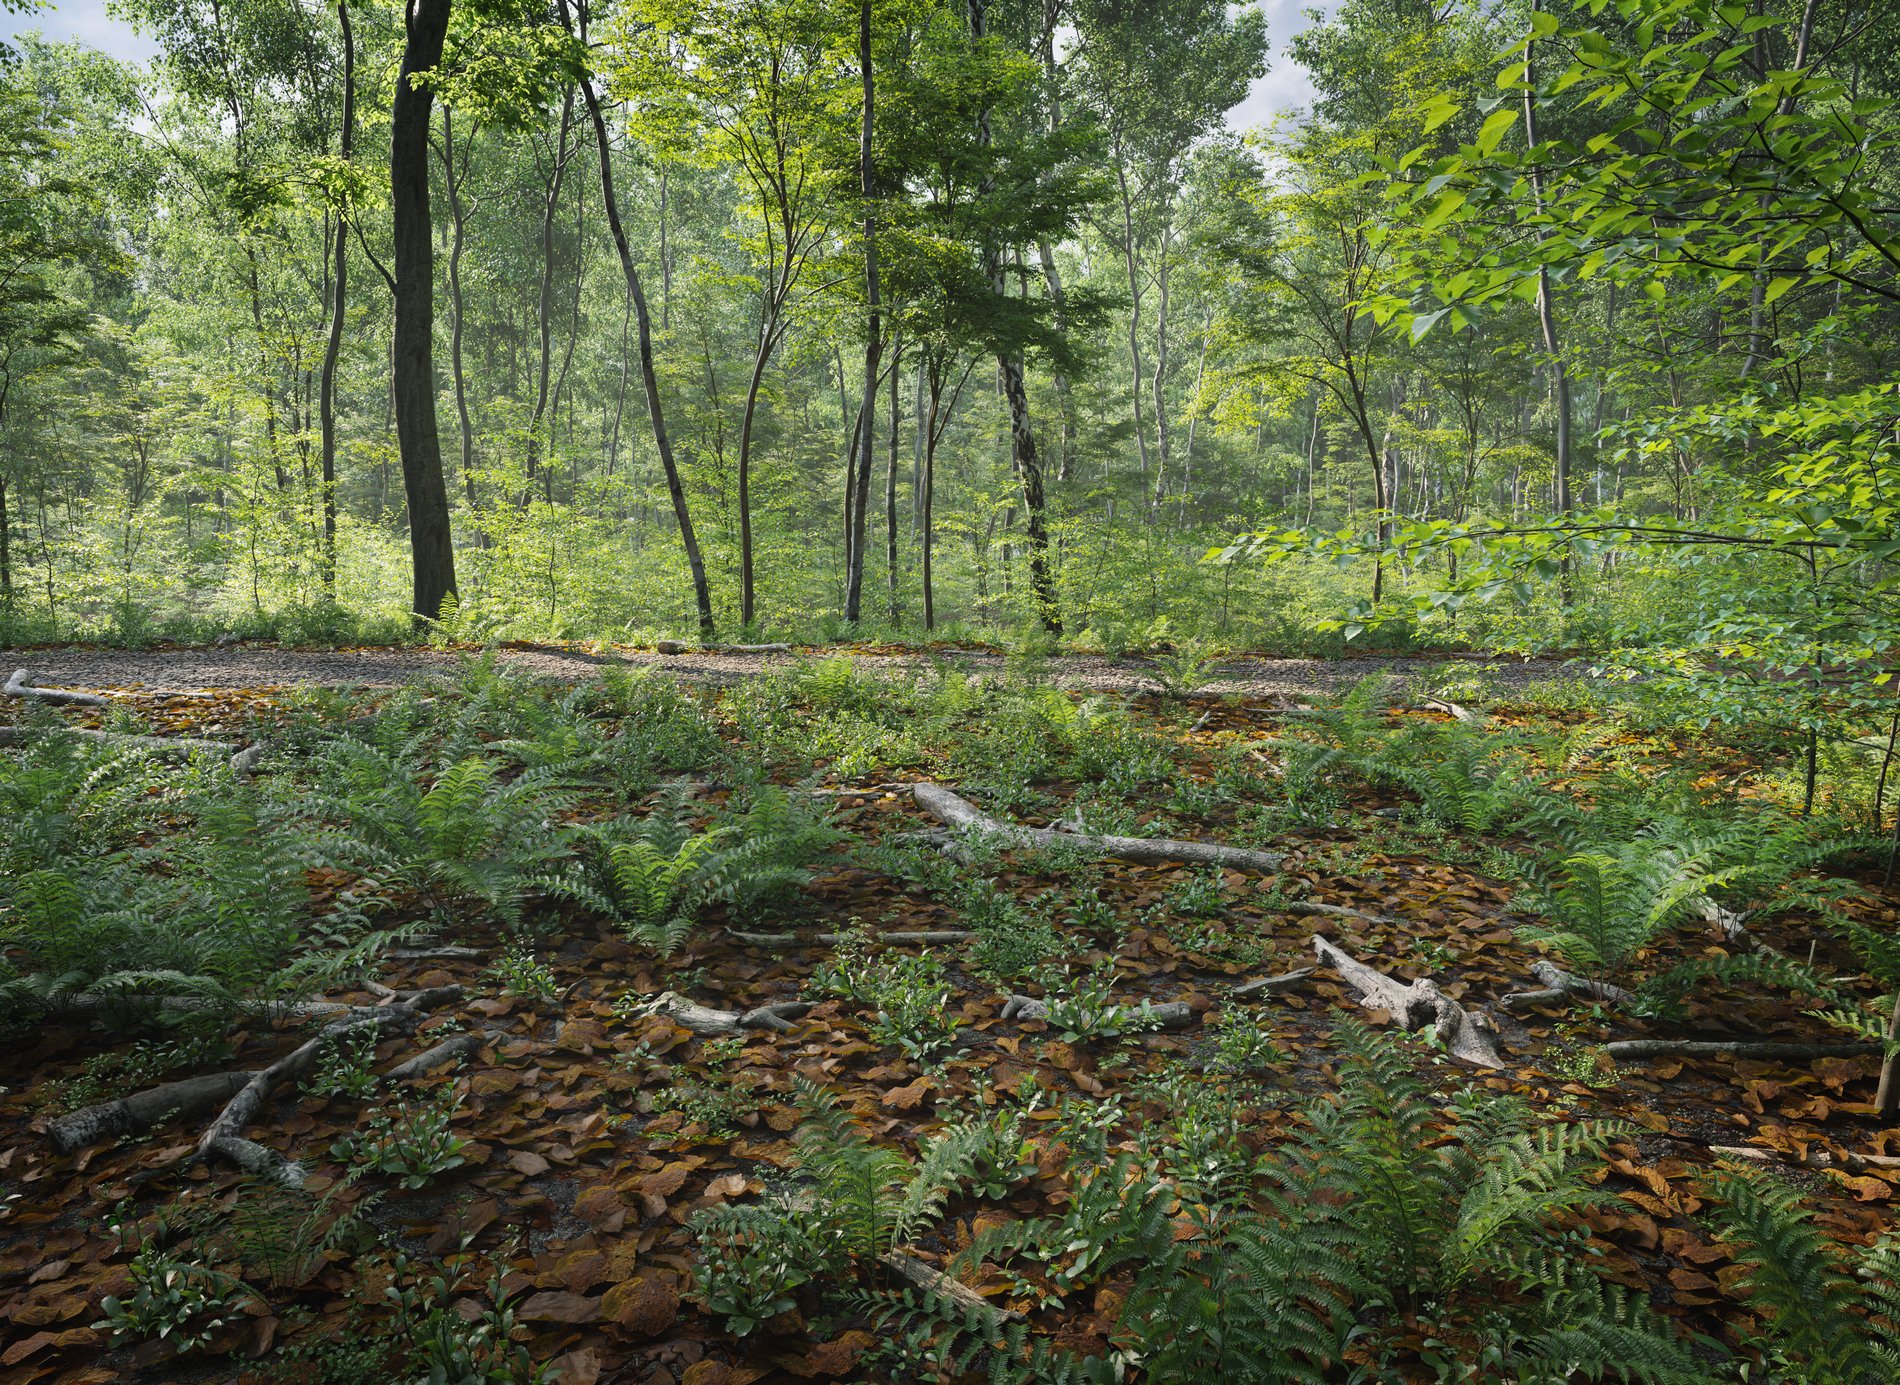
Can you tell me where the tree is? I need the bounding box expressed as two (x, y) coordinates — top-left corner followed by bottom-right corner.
(390, 0), (459, 622)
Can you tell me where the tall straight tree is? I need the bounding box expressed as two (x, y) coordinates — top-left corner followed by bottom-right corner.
(562, 0), (715, 637)
(843, 0), (882, 623)
(390, 0), (458, 621)
(316, 0), (355, 598)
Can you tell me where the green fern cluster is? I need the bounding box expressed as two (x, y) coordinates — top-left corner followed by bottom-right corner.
(1702, 1163), (1900, 1382)
(305, 741), (577, 927)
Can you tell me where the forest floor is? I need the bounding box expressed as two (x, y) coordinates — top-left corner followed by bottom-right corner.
(0, 653), (1893, 1384)
(0, 640), (1570, 700)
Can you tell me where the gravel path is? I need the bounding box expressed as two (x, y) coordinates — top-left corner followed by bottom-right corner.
(0, 642), (1580, 701)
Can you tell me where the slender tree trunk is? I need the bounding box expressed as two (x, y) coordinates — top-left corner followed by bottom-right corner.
(1523, 2), (1572, 533)
(1150, 220), (1174, 507)
(970, 0), (1059, 632)
(527, 87), (576, 491)
(442, 107), (478, 521)
(736, 317), (774, 628)
(565, 0), (714, 637)
(317, 0), (354, 600)
(887, 331), (901, 625)
(923, 368), (939, 631)
(844, 0), (881, 624)
(1113, 151), (1153, 478)
(390, 0), (458, 622)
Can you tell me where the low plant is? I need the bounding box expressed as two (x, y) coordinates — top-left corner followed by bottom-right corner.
(1520, 837), (1732, 987)
(303, 1028), (381, 1100)
(334, 1085), (469, 1188)
(483, 940), (558, 1005)
(1205, 1009), (1285, 1073)
(815, 929), (962, 1062)
(690, 1198), (833, 1335)
(1036, 961), (1164, 1044)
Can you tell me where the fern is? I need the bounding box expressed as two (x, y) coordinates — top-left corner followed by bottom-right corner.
(1702, 1162), (1900, 1380)
(1520, 837), (1732, 986)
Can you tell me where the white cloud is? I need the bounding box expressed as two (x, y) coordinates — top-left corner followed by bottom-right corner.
(1225, 0), (1340, 133)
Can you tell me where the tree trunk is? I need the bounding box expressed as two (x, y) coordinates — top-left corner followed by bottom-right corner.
(887, 331), (901, 624)
(923, 367), (939, 631)
(390, 0), (458, 622)
(844, 0), (881, 625)
(565, 0), (714, 638)
(1523, 3), (1572, 530)
(317, 0), (354, 600)
(527, 87), (576, 493)
(442, 108), (478, 521)
(1150, 219), (1174, 507)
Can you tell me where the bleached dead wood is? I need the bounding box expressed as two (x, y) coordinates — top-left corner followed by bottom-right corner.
(882, 1251), (1021, 1327)
(1604, 1037), (1878, 1062)
(1229, 967), (1317, 1000)
(999, 993), (1197, 1031)
(644, 991), (815, 1036)
(913, 783), (1284, 872)
(1501, 961), (1637, 1012)
(4, 668), (108, 708)
(0, 720), (271, 777)
(655, 640), (792, 655)
(1312, 935), (1505, 1068)
(45, 1070), (259, 1154)
(727, 928), (973, 950)
(1707, 1143), (1900, 1173)
(385, 1030), (488, 1081)
(1420, 696), (1483, 724)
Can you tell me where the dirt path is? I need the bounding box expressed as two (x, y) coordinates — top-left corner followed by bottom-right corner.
(0, 641), (1583, 701)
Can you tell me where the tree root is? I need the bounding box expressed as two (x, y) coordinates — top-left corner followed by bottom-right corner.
(4, 668), (109, 708)
(1604, 1037), (1879, 1062)
(386, 1030), (488, 1081)
(999, 994), (1199, 1031)
(913, 783), (1284, 873)
(644, 992), (815, 1036)
(1312, 935), (1505, 1068)
(1420, 696), (1483, 723)
(1706, 1143), (1900, 1173)
(727, 928), (974, 950)
(197, 985), (465, 1184)
(1500, 961), (1636, 1012)
(1229, 967), (1317, 1000)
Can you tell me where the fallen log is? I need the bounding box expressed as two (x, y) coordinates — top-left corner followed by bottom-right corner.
(1501, 961), (1637, 1012)
(913, 784), (1284, 873)
(45, 1070), (259, 1154)
(882, 1251), (1020, 1328)
(0, 720), (271, 777)
(656, 640), (792, 655)
(1312, 935), (1505, 1068)
(1605, 1037), (1879, 1062)
(4, 668), (108, 708)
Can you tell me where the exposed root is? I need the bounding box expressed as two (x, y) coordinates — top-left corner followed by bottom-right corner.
(999, 994), (1199, 1031)
(727, 928), (974, 950)
(1605, 1037), (1878, 1062)
(1500, 961), (1636, 1012)
(1420, 696), (1483, 723)
(644, 992), (815, 1036)
(656, 640), (791, 655)
(4, 668), (109, 708)
(1229, 967), (1317, 1000)
(196, 986), (465, 1183)
(1312, 935), (1505, 1068)
(386, 1030), (488, 1081)
(1707, 1143), (1900, 1173)
(913, 783), (1284, 873)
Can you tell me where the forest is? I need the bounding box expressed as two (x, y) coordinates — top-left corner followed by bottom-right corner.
(6, 0), (1900, 1381)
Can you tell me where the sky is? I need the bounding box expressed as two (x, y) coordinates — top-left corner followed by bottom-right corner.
(1, 0), (1331, 128)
